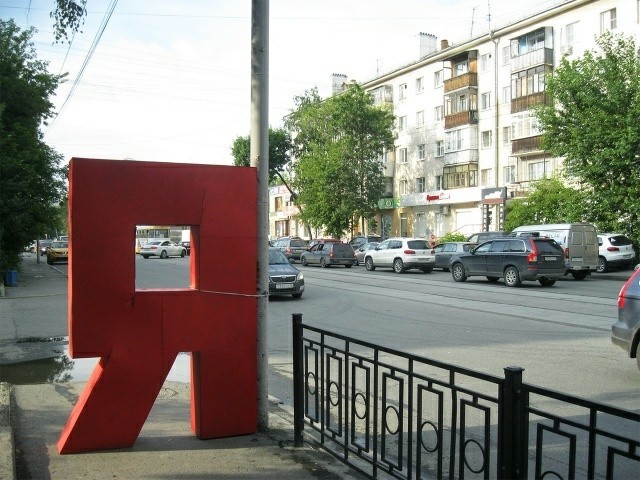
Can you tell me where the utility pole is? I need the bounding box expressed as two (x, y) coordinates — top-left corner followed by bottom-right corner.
(250, 0), (269, 431)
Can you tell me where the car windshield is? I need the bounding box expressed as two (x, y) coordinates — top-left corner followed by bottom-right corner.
(609, 235), (632, 246)
(146, 241), (162, 246)
(269, 249), (289, 265)
(535, 239), (564, 254)
(51, 241), (68, 248)
(407, 240), (428, 250)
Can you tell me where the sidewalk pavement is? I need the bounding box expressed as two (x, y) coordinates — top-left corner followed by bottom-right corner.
(0, 256), (363, 480)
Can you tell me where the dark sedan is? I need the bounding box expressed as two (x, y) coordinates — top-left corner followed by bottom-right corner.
(431, 242), (476, 270)
(268, 247), (304, 298)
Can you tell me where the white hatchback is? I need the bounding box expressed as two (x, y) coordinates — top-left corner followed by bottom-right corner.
(597, 233), (637, 273)
(364, 237), (435, 273)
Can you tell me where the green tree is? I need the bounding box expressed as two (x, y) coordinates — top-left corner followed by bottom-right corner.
(51, 0), (87, 42)
(231, 127), (292, 186)
(503, 177), (585, 232)
(0, 20), (67, 271)
(535, 32), (640, 245)
(286, 84), (395, 238)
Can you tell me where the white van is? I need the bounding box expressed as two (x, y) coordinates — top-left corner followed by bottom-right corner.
(511, 223), (598, 280)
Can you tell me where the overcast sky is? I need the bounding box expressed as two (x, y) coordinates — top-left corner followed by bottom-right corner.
(2, 0), (560, 165)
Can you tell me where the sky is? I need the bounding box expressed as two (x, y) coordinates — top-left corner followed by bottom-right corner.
(1, 0), (559, 166)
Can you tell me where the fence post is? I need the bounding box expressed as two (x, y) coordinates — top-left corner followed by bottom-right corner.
(292, 313), (304, 447)
(500, 366), (526, 479)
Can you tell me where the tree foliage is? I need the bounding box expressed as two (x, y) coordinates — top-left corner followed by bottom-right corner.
(504, 177), (585, 232)
(0, 20), (67, 270)
(231, 127), (292, 186)
(51, 0), (87, 42)
(285, 84), (395, 238)
(535, 32), (640, 245)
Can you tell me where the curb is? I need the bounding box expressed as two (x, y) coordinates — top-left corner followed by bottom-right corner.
(0, 383), (15, 480)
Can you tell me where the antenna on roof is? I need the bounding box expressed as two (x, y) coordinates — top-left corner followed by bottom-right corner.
(471, 6), (476, 37)
(487, 0), (492, 31)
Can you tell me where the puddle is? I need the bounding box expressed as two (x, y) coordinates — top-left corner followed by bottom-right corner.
(0, 337), (192, 385)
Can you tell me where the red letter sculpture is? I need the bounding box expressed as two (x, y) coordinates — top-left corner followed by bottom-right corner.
(58, 158), (258, 453)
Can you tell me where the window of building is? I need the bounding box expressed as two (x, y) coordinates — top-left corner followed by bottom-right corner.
(600, 8), (617, 33)
(416, 110), (425, 127)
(398, 115), (407, 131)
(435, 105), (443, 121)
(511, 65), (551, 99)
(564, 21), (578, 51)
(504, 165), (516, 184)
(443, 164), (478, 189)
(434, 69), (444, 87)
(416, 177), (426, 193)
(417, 144), (426, 160)
(480, 53), (492, 72)
(512, 111), (541, 139)
(399, 83), (408, 100)
(416, 76), (424, 93)
(527, 159), (551, 181)
(502, 126), (511, 144)
(481, 130), (492, 148)
(398, 147), (408, 163)
(453, 60), (468, 76)
(481, 168), (492, 186)
(445, 91), (477, 115)
(275, 196), (283, 211)
(400, 179), (409, 194)
(502, 86), (511, 104)
(445, 129), (464, 152)
(435, 175), (443, 190)
(436, 140), (444, 157)
(502, 45), (511, 65)
(511, 28), (545, 56)
(481, 92), (491, 110)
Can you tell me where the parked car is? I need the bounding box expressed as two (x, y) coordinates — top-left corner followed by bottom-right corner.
(300, 242), (356, 268)
(364, 237), (435, 273)
(268, 247), (304, 298)
(272, 236), (308, 262)
(46, 240), (68, 265)
(432, 242), (476, 271)
(450, 236), (566, 287)
(466, 231), (505, 244)
(611, 268), (640, 371)
(140, 240), (187, 259)
(354, 242), (379, 266)
(38, 239), (53, 256)
(349, 234), (384, 251)
(597, 233), (637, 273)
(307, 238), (342, 249)
(511, 223), (598, 280)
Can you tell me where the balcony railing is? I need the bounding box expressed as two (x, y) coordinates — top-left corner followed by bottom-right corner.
(444, 72), (478, 93)
(444, 110), (478, 129)
(511, 92), (550, 114)
(511, 135), (542, 154)
(443, 149), (479, 166)
(511, 47), (554, 72)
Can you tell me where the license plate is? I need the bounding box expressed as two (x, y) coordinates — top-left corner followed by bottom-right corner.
(276, 283), (293, 289)
(544, 256), (558, 261)
(623, 254), (632, 259)
(573, 257), (583, 262)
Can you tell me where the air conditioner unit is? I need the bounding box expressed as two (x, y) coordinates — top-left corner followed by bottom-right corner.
(439, 205), (451, 215)
(561, 45), (573, 56)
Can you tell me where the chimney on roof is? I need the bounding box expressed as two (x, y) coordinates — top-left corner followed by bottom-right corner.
(419, 33), (437, 59)
(441, 39), (449, 50)
(331, 73), (348, 95)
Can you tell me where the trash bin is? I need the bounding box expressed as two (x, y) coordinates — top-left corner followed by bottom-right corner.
(4, 270), (18, 287)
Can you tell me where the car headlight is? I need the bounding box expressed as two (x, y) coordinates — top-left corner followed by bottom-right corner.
(297, 272), (304, 281)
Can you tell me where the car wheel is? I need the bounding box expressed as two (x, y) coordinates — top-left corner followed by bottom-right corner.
(596, 256), (608, 273)
(365, 257), (375, 271)
(539, 277), (556, 287)
(292, 293), (303, 299)
(486, 276), (499, 283)
(636, 343), (640, 372)
(421, 267), (433, 273)
(160, 250), (168, 259)
(345, 264), (352, 268)
(393, 258), (405, 273)
(320, 257), (328, 268)
(354, 259), (359, 266)
(47, 257), (53, 265)
(181, 250), (186, 258)
(301, 256), (308, 266)
(142, 255), (150, 259)
(571, 270), (589, 280)
(504, 266), (522, 287)
(451, 263), (467, 282)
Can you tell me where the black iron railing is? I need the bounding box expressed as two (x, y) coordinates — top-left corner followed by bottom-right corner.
(292, 314), (640, 479)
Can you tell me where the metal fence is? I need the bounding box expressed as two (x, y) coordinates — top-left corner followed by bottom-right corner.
(292, 314), (640, 479)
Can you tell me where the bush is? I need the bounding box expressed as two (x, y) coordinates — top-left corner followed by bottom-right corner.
(437, 232), (467, 243)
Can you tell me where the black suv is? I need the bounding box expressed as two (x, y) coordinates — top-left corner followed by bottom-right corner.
(349, 235), (384, 250)
(272, 236), (308, 262)
(450, 236), (566, 287)
(300, 242), (356, 268)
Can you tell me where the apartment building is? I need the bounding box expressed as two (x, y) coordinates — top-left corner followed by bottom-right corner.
(269, 0), (639, 241)
(362, 0), (639, 239)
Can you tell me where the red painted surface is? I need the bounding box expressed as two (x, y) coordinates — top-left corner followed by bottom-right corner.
(57, 158), (258, 453)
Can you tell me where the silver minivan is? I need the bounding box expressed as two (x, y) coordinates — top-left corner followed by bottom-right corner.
(511, 223), (598, 280)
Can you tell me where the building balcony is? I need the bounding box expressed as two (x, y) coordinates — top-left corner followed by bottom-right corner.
(370, 85), (393, 105)
(382, 161), (395, 177)
(511, 135), (542, 155)
(511, 47), (553, 73)
(444, 72), (478, 93)
(444, 110), (478, 129)
(443, 149), (479, 166)
(511, 92), (551, 114)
